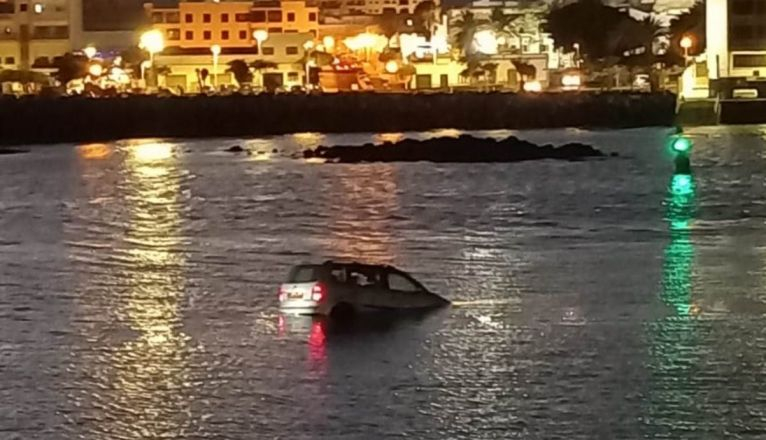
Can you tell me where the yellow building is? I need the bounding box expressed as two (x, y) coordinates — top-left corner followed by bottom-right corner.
(145, 0), (319, 50)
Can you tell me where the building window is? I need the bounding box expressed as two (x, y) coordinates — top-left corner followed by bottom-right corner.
(287, 12), (295, 21)
(151, 12), (164, 23)
(33, 2), (43, 13)
(267, 10), (282, 22)
(239, 30), (247, 39)
(203, 30), (211, 40)
(262, 47), (275, 55)
(222, 30), (229, 40)
(286, 46), (298, 55)
(732, 0), (755, 14)
(185, 30), (193, 40)
(398, 0), (407, 5)
(236, 12), (250, 22)
(4, 56), (14, 65)
(268, 27), (282, 33)
(185, 13), (193, 23)
(19, 3), (27, 12)
(309, 12), (317, 21)
(203, 13), (211, 23)
(252, 11), (266, 22)
(167, 28), (181, 41)
(33, 25), (68, 39)
(221, 13), (229, 22)
(288, 72), (299, 81)
(733, 54), (766, 68)
(166, 12), (180, 23)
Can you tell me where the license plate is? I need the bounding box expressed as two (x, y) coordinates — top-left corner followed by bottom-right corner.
(288, 291), (304, 299)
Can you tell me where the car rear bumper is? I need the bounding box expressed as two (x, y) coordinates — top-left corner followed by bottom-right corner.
(279, 299), (324, 315)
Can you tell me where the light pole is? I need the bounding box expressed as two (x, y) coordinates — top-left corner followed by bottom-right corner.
(139, 30), (165, 84)
(253, 29), (268, 53)
(573, 42), (580, 68)
(680, 35), (693, 62)
(303, 39), (314, 87)
(211, 44), (221, 88)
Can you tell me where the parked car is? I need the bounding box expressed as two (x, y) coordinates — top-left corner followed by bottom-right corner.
(278, 261), (449, 316)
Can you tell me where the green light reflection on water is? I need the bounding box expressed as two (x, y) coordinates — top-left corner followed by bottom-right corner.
(662, 173), (697, 316)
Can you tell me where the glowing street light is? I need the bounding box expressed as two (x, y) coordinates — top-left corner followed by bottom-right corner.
(384, 60), (399, 74)
(303, 39), (315, 51)
(139, 29), (165, 65)
(88, 63), (103, 77)
(322, 35), (335, 52)
(253, 29), (269, 55)
(680, 34), (693, 60)
(83, 45), (97, 59)
(211, 44), (221, 88)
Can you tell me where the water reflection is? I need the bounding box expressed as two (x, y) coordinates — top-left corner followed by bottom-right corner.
(662, 174), (697, 316)
(85, 141), (198, 438)
(320, 165), (400, 265)
(645, 172), (699, 437)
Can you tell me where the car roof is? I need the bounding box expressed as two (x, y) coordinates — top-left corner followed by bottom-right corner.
(294, 260), (403, 273)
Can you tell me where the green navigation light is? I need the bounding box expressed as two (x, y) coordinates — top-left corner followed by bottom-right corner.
(670, 136), (693, 154)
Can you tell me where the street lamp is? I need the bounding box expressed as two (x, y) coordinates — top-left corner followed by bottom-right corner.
(573, 42), (580, 67)
(253, 29), (268, 54)
(680, 35), (693, 61)
(211, 44), (221, 88)
(139, 29), (165, 84)
(88, 63), (103, 77)
(303, 40), (315, 88)
(83, 45), (97, 59)
(322, 35), (335, 53)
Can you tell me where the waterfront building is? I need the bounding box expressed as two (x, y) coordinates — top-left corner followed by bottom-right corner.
(0, 0), (79, 69)
(155, 31), (313, 92)
(706, 0), (766, 80)
(144, 0), (319, 50)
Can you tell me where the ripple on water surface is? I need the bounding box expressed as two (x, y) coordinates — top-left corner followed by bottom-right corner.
(2, 128), (766, 439)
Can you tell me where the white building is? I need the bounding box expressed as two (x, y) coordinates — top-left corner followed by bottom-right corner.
(156, 31), (314, 92)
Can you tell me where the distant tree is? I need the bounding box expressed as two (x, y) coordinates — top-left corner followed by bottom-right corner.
(377, 10), (405, 37)
(412, 0), (438, 38)
(453, 10), (485, 57)
(52, 52), (88, 84)
(545, 0), (626, 61)
(227, 59), (253, 84)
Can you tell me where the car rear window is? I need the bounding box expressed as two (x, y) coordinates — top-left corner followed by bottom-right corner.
(288, 265), (321, 283)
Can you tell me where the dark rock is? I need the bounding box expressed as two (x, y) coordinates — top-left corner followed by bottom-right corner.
(226, 145), (245, 153)
(272, 148), (278, 153)
(304, 135), (606, 164)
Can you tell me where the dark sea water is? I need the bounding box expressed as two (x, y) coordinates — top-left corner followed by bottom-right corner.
(2, 126), (766, 439)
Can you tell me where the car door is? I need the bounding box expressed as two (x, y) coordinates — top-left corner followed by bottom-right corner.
(383, 271), (425, 308)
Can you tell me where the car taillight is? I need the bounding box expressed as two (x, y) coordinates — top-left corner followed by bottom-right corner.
(311, 283), (325, 302)
(278, 287), (287, 302)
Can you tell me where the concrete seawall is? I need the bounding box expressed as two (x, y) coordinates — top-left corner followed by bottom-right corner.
(0, 92), (677, 145)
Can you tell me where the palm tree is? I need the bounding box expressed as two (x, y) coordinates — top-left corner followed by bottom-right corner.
(453, 10), (481, 57)
(250, 59), (278, 87)
(228, 59), (253, 85)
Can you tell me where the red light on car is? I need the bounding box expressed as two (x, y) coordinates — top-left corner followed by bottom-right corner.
(311, 283), (325, 302)
(278, 287), (287, 302)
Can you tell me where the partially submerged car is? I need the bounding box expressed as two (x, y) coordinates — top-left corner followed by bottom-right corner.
(278, 261), (449, 316)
